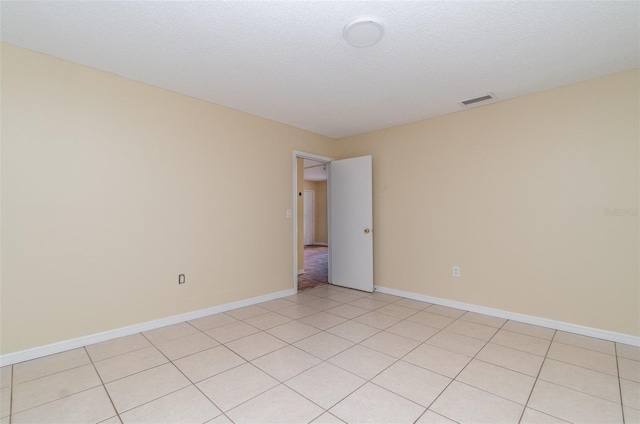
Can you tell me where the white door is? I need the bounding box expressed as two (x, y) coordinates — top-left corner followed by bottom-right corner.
(303, 190), (314, 246)
(329, 155), (373, 292)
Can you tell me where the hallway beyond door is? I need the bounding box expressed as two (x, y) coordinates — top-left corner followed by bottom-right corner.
(298, 246), (328, 291)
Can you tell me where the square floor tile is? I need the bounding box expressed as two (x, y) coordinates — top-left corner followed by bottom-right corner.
(86, 334), (152, 362)
(491, 329), (551, 356)
(426, 330), (486, 357)
(415, 410), (458, 423)
(227, 384), (324, 424)
(205, 320), (260, 344)
(553, 331), (614, 355)
(404, 344), (471, 378)
(619, 357), (640, 382)
(475, 343), (544, 377)
(94, 346), (168, 383)
(12, 364), (101, 413)
(294, 332), (354, 360)
(353, 311), (401, 330)
(188, 313), (237, 331)
(266, 320), (320, 344)
(370, 292), (402, 303)
(407, 311), (455, 329)
(197, 363), (278, 412)
(326, 292), (364, 304)
(252, 346), (321, 381)
(243, 312), (291, 330)
(0, 367), (11, 390)
(119, 385), (220, 423)
(620, 378), (640, 409)
(13, 348), (90, 385)
(445, 320), (498, 341)
(546, 342), (617, 376)
(348, 298), (389, 311)
(326, 304), (369, 319)
(311, 412), (346, 423)
(330, 382), (425, 424)
(305, 298), (344, 311)
(142, 322), (199, 345)
(258, 298), (297, 312)
(173, 346), (245, 383)
(286, 362), (365, 409)
(299, 312), (347, 330)
(278, 304), (319, 319)
(225, 332), (287, 361)
(360, 331), (421, 359)
(376, 303), (417, 319)
(394, 298), (432, 310)
(0, 388), (9, 418)
(617, 343), (640, 361)
(386, 320), (439, 342)
(224, 305), (269, 321)
(520, 408), (570, 423)
(326, 321), (379, 343)
(329, 345), (396, 380)
(624, 406), (640, 423)
(11, 386), (115, 424)
(539, 358), (620, 402)
(372, 360), (451, 407)
(431, 381), (523, 424)
(425, 305), (466, 318)
(283, 292), (321, 303)
(105, 363), (190, 413)
(502, 321), (555, 340)
(456, 359), (535, 404)
(459, 312), (507, 328)
(155, 332), (219, 361)
(528, 380), (623, 424)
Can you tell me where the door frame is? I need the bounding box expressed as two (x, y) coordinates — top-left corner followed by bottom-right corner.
(292, 151), (333, 291)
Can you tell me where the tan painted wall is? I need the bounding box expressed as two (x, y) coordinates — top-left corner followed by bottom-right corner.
(303, 180), (328, 244)
(2, 42), (638, 356)
(0, 43), (334, 354)
(335, 69), (639, 336)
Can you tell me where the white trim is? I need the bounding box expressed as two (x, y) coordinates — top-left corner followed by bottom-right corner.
(298, 269), (305, 275)
(375, 285), (640, 347)
(0, 288), (296, 367)
(311, 242), (328, 246)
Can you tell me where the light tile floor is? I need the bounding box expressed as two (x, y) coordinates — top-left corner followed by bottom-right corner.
(1, 285), (639, 424)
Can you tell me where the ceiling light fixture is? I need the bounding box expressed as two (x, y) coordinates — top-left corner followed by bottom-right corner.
(343, 19), (384, 48)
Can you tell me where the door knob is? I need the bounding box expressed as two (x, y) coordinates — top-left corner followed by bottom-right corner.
(364, 228), (371, 234)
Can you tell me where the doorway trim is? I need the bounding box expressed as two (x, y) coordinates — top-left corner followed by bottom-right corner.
(293, 150), (333, 291)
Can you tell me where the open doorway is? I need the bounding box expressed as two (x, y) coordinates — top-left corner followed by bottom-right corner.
(293, 151), (332, 292)
(299, 160), (328, 291)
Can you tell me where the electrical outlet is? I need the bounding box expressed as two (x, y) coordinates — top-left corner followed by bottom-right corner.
(452, 266), (460, 277)
(178, 274), (186, 284)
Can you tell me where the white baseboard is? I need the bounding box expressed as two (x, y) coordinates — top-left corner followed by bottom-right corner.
(0, 288), (296, 367)
(298, 269), (305, 275)
(312, 243), (328, 246)
(375, 286), (640, 347)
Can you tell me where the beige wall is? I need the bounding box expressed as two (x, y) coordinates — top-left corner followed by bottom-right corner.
(335, 69), (639, 336)
(303, 180), (328, 244)
(1, 43), (638, 356)
(0, 43), (334, 354)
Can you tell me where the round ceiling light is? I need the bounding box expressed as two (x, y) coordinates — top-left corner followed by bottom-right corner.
(343, 19), (384, 48)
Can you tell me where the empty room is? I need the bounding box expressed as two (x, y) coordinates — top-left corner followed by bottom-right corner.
(0, 1), (638, 423)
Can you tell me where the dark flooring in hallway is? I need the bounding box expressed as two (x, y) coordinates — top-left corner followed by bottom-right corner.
(298, 245), (328, 291)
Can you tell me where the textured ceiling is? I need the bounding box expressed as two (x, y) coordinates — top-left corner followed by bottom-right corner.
(1, 1), (638, 138)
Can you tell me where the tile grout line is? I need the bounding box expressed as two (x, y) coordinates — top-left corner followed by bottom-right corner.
(84, 346), (121, 423)
(615, 343), (626, 424)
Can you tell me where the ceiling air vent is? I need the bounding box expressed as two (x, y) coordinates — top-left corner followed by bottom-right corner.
(459, 93), (495, 107)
